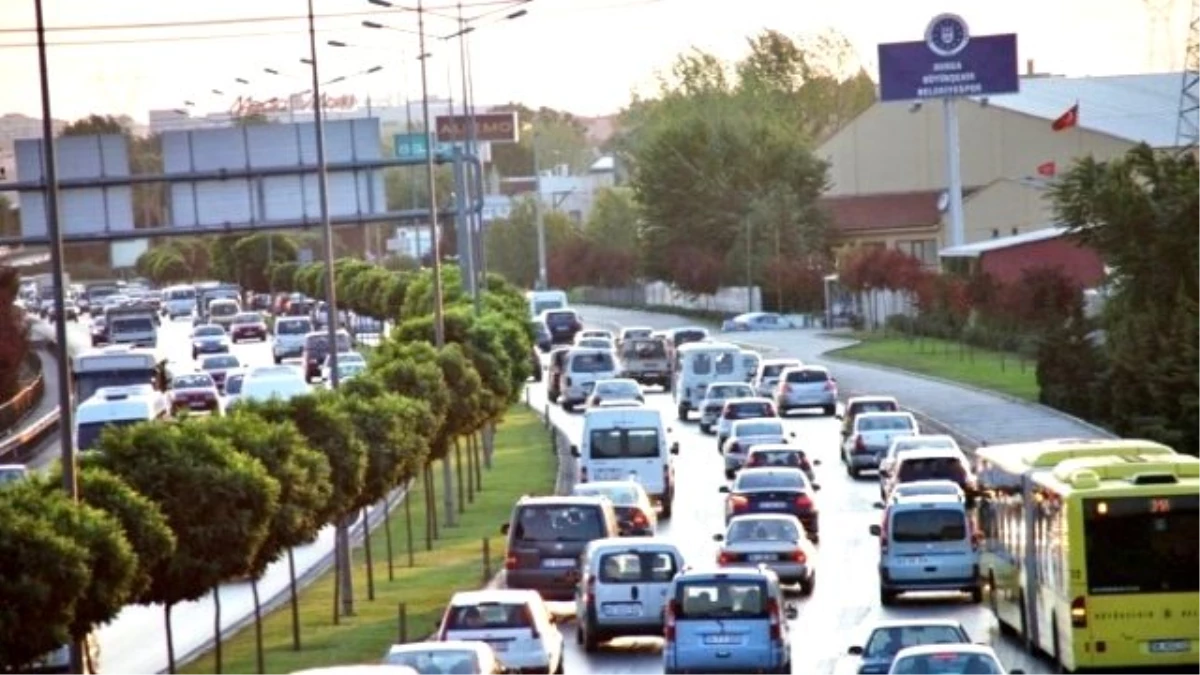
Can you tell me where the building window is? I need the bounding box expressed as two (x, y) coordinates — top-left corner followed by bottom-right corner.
(896, 238), (938, 267)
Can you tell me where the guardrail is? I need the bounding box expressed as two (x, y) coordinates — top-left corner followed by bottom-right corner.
(0, 348), (62, 461)
(0, 351), (47, 440)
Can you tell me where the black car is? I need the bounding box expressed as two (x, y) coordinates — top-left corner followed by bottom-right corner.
(542, 309), (582, 345)
(530, 320), (553, 352)
(90, 317), (109, 346)
(720, 467), (820, 542)
(500, 495), (620, 601)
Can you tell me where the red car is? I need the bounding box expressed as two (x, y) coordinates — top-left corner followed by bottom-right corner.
(230, 312), (268, 342)
(168, 373), (221, 413)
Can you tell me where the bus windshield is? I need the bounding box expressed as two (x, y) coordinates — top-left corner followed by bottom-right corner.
(1083, 495), (1199, 594)
(75, 370), (156, 402)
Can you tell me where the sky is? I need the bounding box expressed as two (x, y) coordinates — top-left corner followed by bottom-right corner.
(0, 0), (1193, 123)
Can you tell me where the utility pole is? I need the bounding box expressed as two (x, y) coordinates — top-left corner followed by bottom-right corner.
(532, 123), (547, 290)
(417, 0), (445, 346)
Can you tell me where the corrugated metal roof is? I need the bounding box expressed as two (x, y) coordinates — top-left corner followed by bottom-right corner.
(939, 226), (1068, 258)
(977, 73), (1195, 148)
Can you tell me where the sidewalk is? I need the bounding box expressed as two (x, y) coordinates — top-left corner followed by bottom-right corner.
(576, 304), (1115, 446)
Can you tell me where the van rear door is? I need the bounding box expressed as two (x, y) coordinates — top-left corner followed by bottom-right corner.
(585, 418), (666, 496)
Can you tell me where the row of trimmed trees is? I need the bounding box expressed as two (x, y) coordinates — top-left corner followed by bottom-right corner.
(0, 265), (535, 673)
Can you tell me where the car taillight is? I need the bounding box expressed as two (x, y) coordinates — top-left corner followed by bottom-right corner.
(1070, 596), (1087, 628)
(504, 553), (517, 570)
(579, 466), (588, 483)
(729, 495), (749, 512)
(585, 574), (596, 605)
(854, 435), (867, 453)
(789, 549), (806, 563)
(823, 380), (836, 392)
(717, 550), (740, 565)
(794, 494), (813, 510)
(767, 598), (782, 641)
(664, 600), (678, 641)
(748, 456), (762, 466)
(630, 509), (649, 528)
(782, 383), (792, 394)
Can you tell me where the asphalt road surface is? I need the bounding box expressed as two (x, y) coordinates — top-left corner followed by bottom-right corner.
(521, 308), (1054, 675)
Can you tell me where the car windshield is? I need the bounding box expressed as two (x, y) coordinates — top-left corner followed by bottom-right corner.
(444, 602), (533, 631)
(573, 483), (640, 506)
(276, 320), (312, 335)
(571, 352), (615, 373)
(891, 651), (1002, 675)
(863, 625), (969, 660)
(384, 649), (479, 675)
(171, 374), (214, 389)
(893, 482), (962, 499)
(859, 415), (915, 432)
(735, 471), (806, 491)
(210, 303), (238, 316)
(676, 580), (768, 619)
(165, 288), (196, 300)
(512, 504), (603, 542)
(588, 428), (659, 459)
(194, 326), (224, 338)
(622, 339), (667, 359)
(727, 518), (800, 543)
(735, 421), (783, 437)
(224, 374), (245, 394)
(599, 551), (678, 583)
(202, 356), (239, 369)
(853, 401), (898, 415)
(891, 509), (967, 543)
(232, 313), (260, 323)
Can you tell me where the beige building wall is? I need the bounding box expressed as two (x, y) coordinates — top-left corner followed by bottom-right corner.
(955, 179), (1057, 242)
(819, 100), (1136, 197)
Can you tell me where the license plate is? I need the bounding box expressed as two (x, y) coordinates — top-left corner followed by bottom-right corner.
(602, 603), (643, 617)
(1149, 640), (1191, 653)
(704, 634), (742, 646)
(541, 558), (575, 569)
(759, 501), (787, 509)
(188, 401), (209, 409)
(903, 556), (928, 565)
(747, 553), (777, 562)
(594, 468), (626, 480)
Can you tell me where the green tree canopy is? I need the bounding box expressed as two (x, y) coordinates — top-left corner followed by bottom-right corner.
(489, 104), (594, 178)
(338, 377), (435, 506)
(483, 196), (577, 289)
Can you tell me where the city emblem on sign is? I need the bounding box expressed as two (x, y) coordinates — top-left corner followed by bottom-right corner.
(925, 13), (970, 57)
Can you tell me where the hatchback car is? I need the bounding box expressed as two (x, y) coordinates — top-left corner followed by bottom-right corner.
(713, 514), (816, 594)
(540, 309), (582, 345)
(722, 418), (795, 479)
(199, 354), (242, 393)
(743, 445), (821, 483)
(229, 312), (268, 342)
(847, 619), (973, 675)
(168, 372), (221, 414)
(720, 467), (820, 541)
(586, 379), (644, 408)
(575, 337), (616, 351)
(716, 398), (779, 450)
(663, 567), (796, 675)
(191, 324), (231, 359)
(571, 480), (657, 536)
(878, 435), (963, 487)
(842, 412), (920, 478)
(435, 589), (565, 675)
(888, 644), (1020, 674)
(775, 365), (838, 416)
(501, 495), (620, 601)
(839, 395), (901, 437)
(575, 537), (684, 652)
(753, 358), (802, 398)
(697, 382), (756, 434)
(383, 640), (503, 674)
(884, 449), (977, 504)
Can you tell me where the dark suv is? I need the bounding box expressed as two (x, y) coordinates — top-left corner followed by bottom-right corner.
(501, 495), (620, 600)
(542, 310), (582, 345)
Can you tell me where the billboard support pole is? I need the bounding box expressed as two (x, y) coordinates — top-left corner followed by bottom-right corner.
(942, 97), (966, 248)
(418, 0), (446, 347)
(532, 125), (547, 291)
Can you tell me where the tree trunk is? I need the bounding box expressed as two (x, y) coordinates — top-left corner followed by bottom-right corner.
(337, 515), (355, 617)
(404, 486), (416, 566)
(213, 586), (223, 674)
(455, 438), (466, 514)
(163, 603), (176, 674)
(429, 463), (440, 539)
(362, 506), (376, 601)
(483, 424), (495, 468)
(473, 433), (483, 491)
(288, 548), (301, 651)
(465, 435), (475, 504)
(442, 452), (456, 528)
(331, 538), (341, 625)
(384, 496), (396, 580)
(423, 464), (435, 549)
(251, 577), (265, 674)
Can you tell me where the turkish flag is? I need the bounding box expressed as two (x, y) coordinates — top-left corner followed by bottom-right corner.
(1037, 161), (1057, 177)
(1051, 104), (1079, 131)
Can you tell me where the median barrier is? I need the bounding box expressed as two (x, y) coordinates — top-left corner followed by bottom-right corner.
(0, 350), (58, 461)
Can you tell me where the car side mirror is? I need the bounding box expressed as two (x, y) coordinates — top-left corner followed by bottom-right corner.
(712, 533), (724, 542)
(783, 604), (799, 620)
(812, 484), (821, 491)
(868, 524), (881, 536)
(570, 445), (580, 458)
(718, 486), (730, 494)
(872, 501), (885, 510)
(670, 442), (680, 455)
(500, 522), (510, 535)
(847, 645), (864, 656)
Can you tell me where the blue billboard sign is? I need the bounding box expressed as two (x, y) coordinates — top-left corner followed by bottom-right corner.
(877, 16), (1018, 102)
(393, 133), (457, 160)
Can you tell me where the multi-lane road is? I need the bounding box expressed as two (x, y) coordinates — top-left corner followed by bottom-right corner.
(527, 305), (1054, 675)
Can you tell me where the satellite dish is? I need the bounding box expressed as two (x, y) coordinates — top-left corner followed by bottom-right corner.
(937, 191), (950, 213)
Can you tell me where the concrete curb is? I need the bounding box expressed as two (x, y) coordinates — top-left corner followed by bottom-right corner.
(820, 343), (1118, 440)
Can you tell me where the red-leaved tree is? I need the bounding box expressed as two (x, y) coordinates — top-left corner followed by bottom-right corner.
(0, 266), (30, 400)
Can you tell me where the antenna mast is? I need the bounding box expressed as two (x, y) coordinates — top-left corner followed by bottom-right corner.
(1177, 0), (1200, 150)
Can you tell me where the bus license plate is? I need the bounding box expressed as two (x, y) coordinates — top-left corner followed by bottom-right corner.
(1149, 640), (1190, 653)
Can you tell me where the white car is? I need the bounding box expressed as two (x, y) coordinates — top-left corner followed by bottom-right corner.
(435, 589), (565, 674)
(697, 382), (756, 434)
(382, 640), (503, 674)
(887, 643), (1022, 674)
(237, 367), (312, 404)
(586, 378), (644, 407)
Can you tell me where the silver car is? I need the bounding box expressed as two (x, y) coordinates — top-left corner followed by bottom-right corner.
(775, 365), (838, 416)
(586, 378), (644, 408)
(713, 513), (815, 594)
(722, 418), (794, 479)
(698, 382), (756, 433)
(716, 397), (779, 450)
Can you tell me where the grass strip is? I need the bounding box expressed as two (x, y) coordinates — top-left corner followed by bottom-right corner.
(831, 333), (1039, 402)
(182, 405), (555, 674)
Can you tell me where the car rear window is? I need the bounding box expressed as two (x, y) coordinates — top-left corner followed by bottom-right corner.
(676, 580), (769, 619)
(546, 311), (577, 324)
(598, 551), (677, 583)
(384, 649), (479, 674)
(853, 400), (898, 415)
(735, 471), (806, 491)
(112, 317), (154, 332)
(203, 356), (239, 369)
(897, 457), (967, 483)
(859, 415), (915, 432)
(195, 326), (224, 337)
(747, 450), (806, 468)
(622, 340), (666, 359)
(729, 402), (774, 418)
(735, 421), (783, 437)
(673, 330), (707, 346)
(891, 652), (1001, 675)
(589, 428), (659, 459)
(727, 518), (800, 543)
(172, 374), (214, 389)
(444, 602), (533, 630)
(786, 369), (828, 383)
(864, 625), (969, 659)
(891, 509), (967, 543)
(571, 352), (615, 373)
(708, 385), (747, 399)
(512, 505), (604, 542)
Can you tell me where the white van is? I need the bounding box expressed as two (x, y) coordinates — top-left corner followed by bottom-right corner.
(162, 284), (197, 319)
(74, 384), (171, 452)
(558, 347), (618, 412)
(526, 289), (569, 318)
(868, 492), (981, 605)
(572, 406), (679, 517)
(672, 341), (743, 421)
(575, 537), (685, 652)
